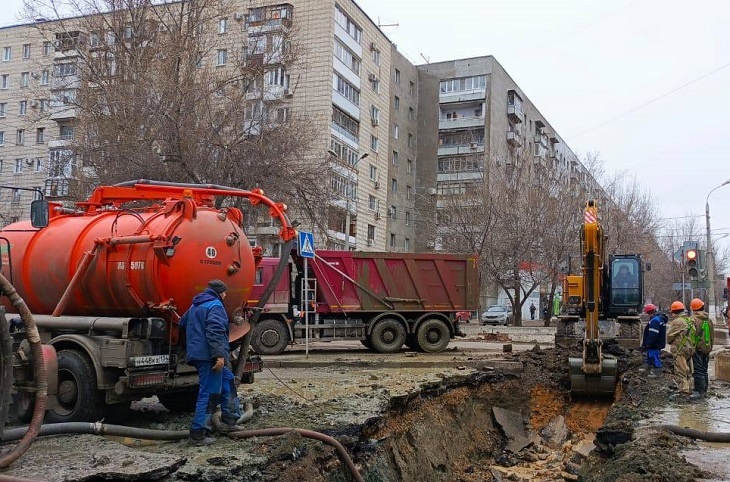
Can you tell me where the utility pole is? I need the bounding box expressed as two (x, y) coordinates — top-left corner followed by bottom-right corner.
(706, 179), (730, 319)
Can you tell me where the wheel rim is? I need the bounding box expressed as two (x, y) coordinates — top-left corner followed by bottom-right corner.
(261, 329), (281, 348)
(380, 329), (396, 344)
(425, 327), (441, 344)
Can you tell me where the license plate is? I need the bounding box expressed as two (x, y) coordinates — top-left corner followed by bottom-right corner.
(130, 355), (170, 367)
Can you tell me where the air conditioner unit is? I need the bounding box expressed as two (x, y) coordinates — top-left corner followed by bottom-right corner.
(233, 12), (244, 21)
(367, 239), (374, 246)
(374, 211), (381, 220)
(371, 117), (379, 126)
(369, 42), (377, 51)
(368, 73), (377, 82)
(374, 181), (380, 190)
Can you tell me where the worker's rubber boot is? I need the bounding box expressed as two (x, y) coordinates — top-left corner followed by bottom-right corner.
(218, 415), (246, 434)
(689, 391), (702, 401)
(188, 429), (216, 446)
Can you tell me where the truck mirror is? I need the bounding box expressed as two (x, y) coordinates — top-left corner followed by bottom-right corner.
(30, 199), (49, 228)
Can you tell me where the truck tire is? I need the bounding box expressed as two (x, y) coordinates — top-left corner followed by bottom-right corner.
(158, 390), (198, 412)
(368, 318), (406, 353)
(360, 339), (374, 350)
(251, 318), (289, 355)
(416, 319), (450, 353)
(46, 350), (104, 423)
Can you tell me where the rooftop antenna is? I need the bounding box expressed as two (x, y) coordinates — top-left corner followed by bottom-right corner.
(377, 16), (399, 29)
(420, 53), (430, 64)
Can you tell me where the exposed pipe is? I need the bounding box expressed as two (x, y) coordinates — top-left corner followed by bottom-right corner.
(229, 428), (364, 482)
(52, 244), (100, 317)
(661, 425), (730, 442)
(0, 275), (47, 469)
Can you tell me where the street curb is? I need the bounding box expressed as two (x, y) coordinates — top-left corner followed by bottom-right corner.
(262, 359), (524, 373)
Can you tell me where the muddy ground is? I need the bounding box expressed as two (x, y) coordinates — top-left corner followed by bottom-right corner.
(2, 330), (727, 482)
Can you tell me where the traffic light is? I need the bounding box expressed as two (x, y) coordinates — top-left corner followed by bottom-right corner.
(685, 249), (698, 279)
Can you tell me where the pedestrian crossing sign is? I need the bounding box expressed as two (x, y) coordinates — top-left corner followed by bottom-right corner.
(298, 231), (315, 258)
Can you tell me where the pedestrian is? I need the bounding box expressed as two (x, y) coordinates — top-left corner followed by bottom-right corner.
(529, 302), (536, 321)
(180, 279), (243, 445)
(690, 298), (714, 399)
(640, 303), (667, 376)
(666, 301), (696, 398)
(542, 305), (548, 322)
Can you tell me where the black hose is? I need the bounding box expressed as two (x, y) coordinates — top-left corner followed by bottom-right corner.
(1, 423), (189, 442)
(661, 425), (730, 442)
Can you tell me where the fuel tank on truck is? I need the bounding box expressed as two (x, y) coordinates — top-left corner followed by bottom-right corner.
(0, 197), (256, 325)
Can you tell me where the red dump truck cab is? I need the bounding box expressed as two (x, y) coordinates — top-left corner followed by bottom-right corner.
(248, 251), (479, 355)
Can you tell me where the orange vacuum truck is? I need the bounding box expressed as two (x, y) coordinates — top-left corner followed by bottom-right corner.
(0, 180), (296, 423)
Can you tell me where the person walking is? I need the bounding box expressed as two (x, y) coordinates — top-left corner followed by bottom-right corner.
(180, 279), (242, 445)
(690, 298), (714, 399)
(529, 302), (536, 321)
(641, 303), (667, 376)
(666, 301), (696, 398)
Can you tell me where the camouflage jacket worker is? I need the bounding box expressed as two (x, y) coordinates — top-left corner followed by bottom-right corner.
(691, 310), (714, 355)
(666, 313), (695, 359)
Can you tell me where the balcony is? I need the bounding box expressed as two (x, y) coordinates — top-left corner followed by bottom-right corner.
(534, 134), (548, 147)
(506, 130), (522, 147)
(439, 89), (486, 104)
(438, 115), (485, 130)
(49, 106), (78, 121)
(437, 143), (485, 156)
(507, 104), (524, 123)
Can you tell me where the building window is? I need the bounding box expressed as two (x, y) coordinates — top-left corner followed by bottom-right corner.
(330, 137), (359, 167)
(394, 95), (399, 110)
(408, 107), (414, 120)
(15, 159), (23, 174)
(16, 129), (24, 145)
(367, 224), (375, 244)
(59, 125), (75, 140)
(54, 63), (76, 77)
(405, 211), (411, 226)
(1, 75), (8, 89)
(391, 178), (397, 192)
(276, 107), (290, 123)
(407, 159), (412, 173)
(36, 128), (44, 144)
(368, 194), (376, 210)
(370, 105), (379, 124)
(370, 76), (379, 93)
(334, 73), (360, 105)
(20, 72), (29, 87)
(218, 18), (228, 34)
(393, 124), (399, 139)
(409, 81), (415, 95)
(334, 40), (360, 75)
(35, 158), (42, 171)
(394, 69), (400, 84)
(370, 134), (378, 152)
(216, 49), (228, 66)
(0, 103), (5, 117)
(0, 131), (4, 145)
(372, 49), (380, 65)
(390, 233), (396, 248)
(22, 44), (31, 59)
(440, 75), (487, 94)
(369, 164), (377, 180)
(43, 41), (52, 56)
(392, 150), (398, 166)
(12, 189), (20, 203)
(3, 47), (10, 61)
(406, 185), (412, 199)
(41, 70), (49, 85)
(404, 238), (410, 251)
(40, 99), (48, 112)
(334, 5), (362, 43)
(332, 105), (359, 142)
(389, 206), (396, 220)
(408, 133), (413, 148)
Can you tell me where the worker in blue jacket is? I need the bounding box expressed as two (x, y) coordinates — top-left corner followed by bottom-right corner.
(641, 303), (668, 375)
(180, 279), (242, 445)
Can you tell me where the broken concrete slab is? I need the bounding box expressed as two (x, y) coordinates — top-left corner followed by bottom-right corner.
(572, 436), (595, 460)
(492, 406), (531, 453)
(540, 415), (568, 449)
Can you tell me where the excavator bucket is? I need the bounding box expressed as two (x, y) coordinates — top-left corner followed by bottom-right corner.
(568, 356), (617, 397)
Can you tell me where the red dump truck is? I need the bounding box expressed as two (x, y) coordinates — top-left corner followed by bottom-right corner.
(248, 251), (479, 355)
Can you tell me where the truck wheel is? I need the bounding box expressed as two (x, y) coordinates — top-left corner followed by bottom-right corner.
(46, 350), (104, 423)
(360, 339), (374, 350)
(158, 390), (198, 412)
(416, 319), (450, 353)
(251, 318), (289, 355)
(369, 318), (406, 353)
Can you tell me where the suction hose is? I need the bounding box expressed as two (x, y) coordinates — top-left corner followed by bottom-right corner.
(0, 275), (47, 469)
(661, 425), (730, 442)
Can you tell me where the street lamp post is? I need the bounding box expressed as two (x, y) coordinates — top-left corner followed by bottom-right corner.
(706, 178), (730, 318)
(344, 153), (369, 250)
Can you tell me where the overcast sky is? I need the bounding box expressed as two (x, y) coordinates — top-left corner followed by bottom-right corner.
(2, 0), (730, 273)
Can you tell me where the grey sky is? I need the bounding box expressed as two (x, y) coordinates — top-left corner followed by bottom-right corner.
(2, 0), (730, 273)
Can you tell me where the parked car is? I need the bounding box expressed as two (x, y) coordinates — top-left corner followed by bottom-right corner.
(481, 305), (513, 325)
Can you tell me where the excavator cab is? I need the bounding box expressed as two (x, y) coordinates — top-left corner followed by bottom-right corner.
(604, 255), (645, 318)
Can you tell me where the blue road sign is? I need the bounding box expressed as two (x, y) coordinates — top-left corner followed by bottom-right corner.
(298, 231), (315, 258)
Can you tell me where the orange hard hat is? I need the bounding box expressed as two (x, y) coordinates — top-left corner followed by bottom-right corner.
(670, 301), (686, 313)
(690, 298), (705, 311)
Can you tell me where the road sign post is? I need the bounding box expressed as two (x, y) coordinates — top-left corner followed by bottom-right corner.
(298, 231), (315, 357)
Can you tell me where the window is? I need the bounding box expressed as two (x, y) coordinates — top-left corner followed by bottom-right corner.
(370, 105), (379, 124)
(407, 159), (412, 174)
(370, 77), (379, 93)
(390, 233), (396, 248)
(440, 75), (487, 94)
(36, 128), (44, 144)
(334, 5), (362, 43)
(276, 107), (290, 123)
(370, 134), (378, 152)
(22, 44), (31, 59)
(391, 178), (397, 192)
(367, 224), (375, 244)
(19, 101), (27, 115)
(41, 70), (49, 85)
(54, 63), (76, 77)
(334, 40), (360, 74)
(372, 49), (380, 65)
(409, 81), (415, 95)
(334, 73), (360, 105)
(392, 150), (398, 166)
(405, 211), (411, 226)
(0, 131), (4, 145)
(59, 125), (74, 140)
(216, 49), (228, 66)
(218, 18), (228, 34)
(35, 158), (42, 171)
(43, 42), (52, 56)
(389, 206), (396, 220)
(406, 185), (412, 199)
(393, 124), (399, 139)
(404, 238), (410, 251)
(330, 137), (359, 167)
(12, 189), (20, 203)
(20, 72), (29, 87)
(15, 159), (23, 174)
(394, 95), (399, 110)
(332, 105), (359, 141)
(3, 47), (10, 61)
(40, 99), (48, 112)
(394, 69), (400, 84)
(16, 129), (24, 145)
(267, 66), (290, 87)
(0, 103), (5, 117)
(408, 133), (413, 148)
(89, 32), (101, 48)
(369, 164), (377, 180)
(1, 74), (8, 89)
(368, 194), (376, 210)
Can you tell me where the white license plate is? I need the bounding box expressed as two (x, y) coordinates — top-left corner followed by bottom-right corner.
(130, 355), (170, 367)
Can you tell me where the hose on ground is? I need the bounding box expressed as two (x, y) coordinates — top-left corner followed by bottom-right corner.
(229, 428), (364, 482)
(661, 424), (730, 442)
(0, 275), (47, 469)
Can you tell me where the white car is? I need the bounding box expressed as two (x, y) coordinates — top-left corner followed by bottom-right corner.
(481, 305), (513, 326)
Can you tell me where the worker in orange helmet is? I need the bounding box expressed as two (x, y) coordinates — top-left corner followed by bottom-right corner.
(666, 301), (696, 398)
(689, 298), (714, 399)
